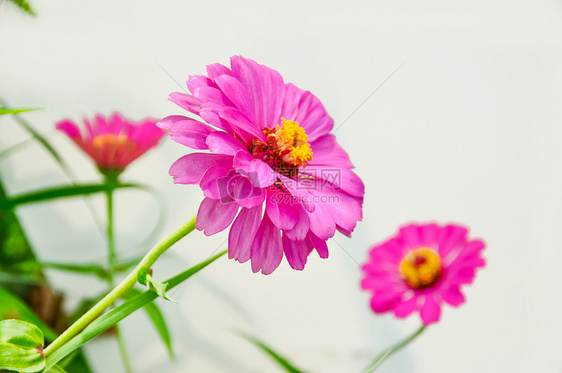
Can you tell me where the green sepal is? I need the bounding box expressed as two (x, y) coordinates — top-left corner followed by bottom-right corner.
(0, 319), (45, 372)
(137, 268), (148, 286)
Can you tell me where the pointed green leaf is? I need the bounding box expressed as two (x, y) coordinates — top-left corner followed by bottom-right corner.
(0, 183), (141, 210)
(44, 250), (227, 371)
(237, 332), (306, 373)
(0, 107), (41, 115)
(4, 0), (36, 16)
(45, 364), (69, 373)
(40, 262), (107, 279)
(124, 289), (173, 358)
(0, 285), (57, 342)
(0, 319), (45, 372)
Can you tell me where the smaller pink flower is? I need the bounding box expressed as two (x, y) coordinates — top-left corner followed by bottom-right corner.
(361, 223), (486, 325)
(57, 113), (166, 174)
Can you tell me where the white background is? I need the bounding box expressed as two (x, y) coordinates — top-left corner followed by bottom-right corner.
(1, 0), (561, 372)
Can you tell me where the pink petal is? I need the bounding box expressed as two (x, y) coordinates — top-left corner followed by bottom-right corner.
(207, 62), (232, 79)
(56, 120), (81, 138)
(399, 224), (423, 249)
(307, 201), (336, 240)
(231, 176), (266, 208)
(250, 213), (283, 275)
(228, 205), (262, 263)
(187, 75), (215, 94)
(199, 165), (236, 201)
(214, 74), (255, 122)
(230, 56), (285, 129)
(282, 203), (310, 240)
(277, 174), (315, 213)
(281, 83), (333, 142)
(168, 92), (201, 115)
(438, 224), (468, 260)
(193, 86), (232, 107)
(308, 134), (354, 168)
(370, 290), (400, 313)
(205, 131), (247, 155)
(393, 294), (419, 318)
(282, 235), (313, 270)
(233, 151), (276, 188)
(266, 190), (298, 230)
(309, 233), (329, 259)
(169, 118), (215, 149)
(169, 153), (233, 185)
(419, 223), (440, 248)
(195, 197), (239, 236)
(219, 107), (265, 141)
(419, 293), (442, 325)
(440, 286), (465, 307)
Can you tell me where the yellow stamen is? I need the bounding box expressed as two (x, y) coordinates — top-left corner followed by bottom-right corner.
(274, 118), (313, 167)
(400, 248), (442, 289)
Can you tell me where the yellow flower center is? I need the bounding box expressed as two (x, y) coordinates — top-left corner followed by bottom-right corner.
(92, 133), (134, 150)
(272, 118), (313, 167)
(399, 248), (442, 289)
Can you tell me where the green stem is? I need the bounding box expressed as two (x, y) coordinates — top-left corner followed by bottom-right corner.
(115, 326), (133, 373)
(364, 326), (426, 373)
(43, 215), (198, 357)
(104, 178), (132, 372)
(105, 186), (117, 287)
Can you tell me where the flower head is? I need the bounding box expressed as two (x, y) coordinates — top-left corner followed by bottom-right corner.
(159, 56), (364, 274)
(57, 113), (165, 174)
(361, 223), (486, 325)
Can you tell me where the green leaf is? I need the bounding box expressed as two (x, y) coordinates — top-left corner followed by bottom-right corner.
(0, 107), (41, 115)
(0, 285), (57, 342)
(146, 273), (175, 303)
(44, 250), (227, 371)
(0, 183), (140, 210)
(45, 364), (69, 373)
(237, 332), (306, 373)
(40, 262), (107, 280)
(0, 319), (45, 372)
(124, 289), (173, 358)
(4, 0), (36, 16)
(9, 113), (68, 171)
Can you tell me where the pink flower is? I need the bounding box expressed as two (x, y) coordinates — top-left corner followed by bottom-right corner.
(159, 56), (364, 274)
(57, 113), (165, 174)
(361, 223), (486, 325)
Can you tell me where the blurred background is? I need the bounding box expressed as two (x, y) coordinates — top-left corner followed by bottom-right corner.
(1, 0), (561, 372)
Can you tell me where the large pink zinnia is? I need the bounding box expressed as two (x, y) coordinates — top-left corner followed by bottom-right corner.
(159, 56), (364, 274)
(57, 113), (165, 174)
(361, 223), (486, 325)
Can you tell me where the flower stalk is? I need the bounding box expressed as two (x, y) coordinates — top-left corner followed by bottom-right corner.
(364, 325), (426, 373)
(43, 215), (197, 357)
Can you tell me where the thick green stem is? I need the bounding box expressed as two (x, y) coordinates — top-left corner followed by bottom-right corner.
(364, 325), (426, 373)
(43, 215), (197, 357)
